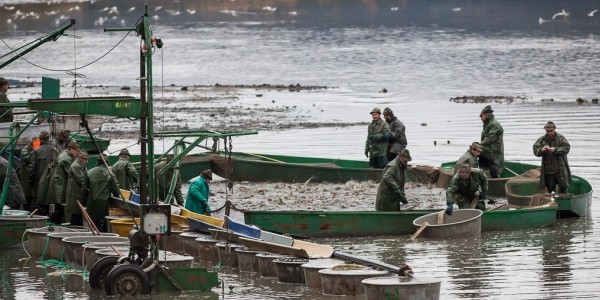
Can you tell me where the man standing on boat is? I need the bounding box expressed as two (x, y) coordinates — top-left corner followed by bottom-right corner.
(454, 142), (482, 174)
(86, 154), (119, 232)
(383, 107), (407, 162)
(29, 131), (58, 216)
(0, 77), (14, 123)
(155, 155), (183, 206)
(185, 169), (213, 215)
(111, 148), (139, 191)
(446, 164), (488, 215)
(533, 121), (571, 194)
(365, 108), (391, 169)
(375, 149), (412, 211)
(479, 105), (504, 178)
(65, 150), (89, 226)
(49, 141), (80, 224)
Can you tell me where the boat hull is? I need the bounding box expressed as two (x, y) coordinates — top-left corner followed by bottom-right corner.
(244, 206), (558, 238)
(506, 174), (593, 218)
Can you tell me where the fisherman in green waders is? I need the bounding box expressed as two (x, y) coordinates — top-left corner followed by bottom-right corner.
(86, 154), (119, 232)
(454, 142), (482, 174)
(111, 148), (139, 191)
(50, 141), (80, 224)
(445, 164), (488, 215)
(65, 150), (89, 226)
(375, 149), (412, 211)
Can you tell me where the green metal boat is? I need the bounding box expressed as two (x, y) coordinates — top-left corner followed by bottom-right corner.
(210, 152), (439, 184)
(72, 133), (110, 154)
(243, 204), (559, 238)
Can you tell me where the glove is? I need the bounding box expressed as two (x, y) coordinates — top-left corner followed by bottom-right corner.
(368, 135), (377, 142)
(395, 190), (408, 204)
(479, 192), (486, 200)
(445, 203), (453, 215)
(364, 150), (369, 158)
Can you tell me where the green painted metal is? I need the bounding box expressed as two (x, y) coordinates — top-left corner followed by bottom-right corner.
(156, 268), (219, 292)
(41, 77), (60, 98)
(243, 206), (558, 238)
(72, 134), (110, 154)
(0, 19), (75, 69)
(210, 152), (381, 183)
(27, 97), (143, 118)
(506, 174), (593, 217)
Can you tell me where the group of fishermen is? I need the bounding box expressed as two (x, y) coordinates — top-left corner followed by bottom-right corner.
(12, 130), (138, 232)
(372, 105), (572, 215)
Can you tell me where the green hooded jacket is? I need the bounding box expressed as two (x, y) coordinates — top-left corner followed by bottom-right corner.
(65, 158), (88, 222)
(375, 158), (407, 211)
(480, 114), (504, 168)
(52, 150), (76, 205)
(111, 158), (139, 190)
(533, 131), (571, 190)
(85, 164), (118, 222)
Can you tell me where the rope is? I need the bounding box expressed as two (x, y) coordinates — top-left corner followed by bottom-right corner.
(0, 16), (142, 73)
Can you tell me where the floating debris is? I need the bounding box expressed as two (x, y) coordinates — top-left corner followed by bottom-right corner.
(449, 95), (527, 104)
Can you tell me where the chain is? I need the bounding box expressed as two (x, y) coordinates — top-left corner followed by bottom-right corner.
(227, 136), (233, 194)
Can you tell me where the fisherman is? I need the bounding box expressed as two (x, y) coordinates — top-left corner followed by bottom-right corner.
(533, 121), (571, 194)
(53, 129), (72, 152)
(185, 169), (213, 215)
(454, 142), (482, 174)
(65, 150), (89, 226)
(19, 137), (38, 211)
(0, 77), (13, 123)
(29, 131), (58, 216)
(50, 141), (80, 224)
(111, 148), (139, 191)
(0, 156), (25, 209)
(383, 107), (407, 162)
(479, 105), (504, 178)
(446, 163), (488, 215)
(86, 153), (119, 232)
(375, 149), (412, 211)
(155, 155), (183, 206)
(365, 108), (391, 169)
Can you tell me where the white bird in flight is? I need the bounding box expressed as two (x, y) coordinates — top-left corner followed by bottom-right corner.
(588, 9), (598, 17)
(552, 9), (569, 20)
(539, 17), (550, 25)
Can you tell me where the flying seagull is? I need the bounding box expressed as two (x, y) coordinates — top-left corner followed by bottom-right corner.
(552, 9), (569, 20)
(588, 9), (598, 17)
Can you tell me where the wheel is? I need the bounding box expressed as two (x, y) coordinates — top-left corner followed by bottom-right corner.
(89, 256), (119, 289)
(104, 264), (150, 296)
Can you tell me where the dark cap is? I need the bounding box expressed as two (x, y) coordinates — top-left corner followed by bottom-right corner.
(0, 77), (7, 86)
(118, 148), (131, 157)
(201, 169), (213, 180)
(39, 131), (50, 140)
(544, 121), (556, 130)
(58, 129), (70, 140)
(469, 142), (482, 152)
(458, 163), (471, 175)
(480, 105), (494, 116)
(370, 108), (381, 114)
(398, 149), (412, 161)
(383, 107), (393, 116)
(67, 141), (80, 150)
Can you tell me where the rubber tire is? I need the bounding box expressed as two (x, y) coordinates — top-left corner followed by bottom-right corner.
(104, 264), (150, 296)
(89, 256), (119, 289)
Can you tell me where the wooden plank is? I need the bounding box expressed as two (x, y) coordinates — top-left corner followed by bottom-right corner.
(410, 222), (429, 241)
(238, 237), (309, 258)
(437, 210), (444, 224)
(332, 251), (401, 274)
(292, 240), (334, 258)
